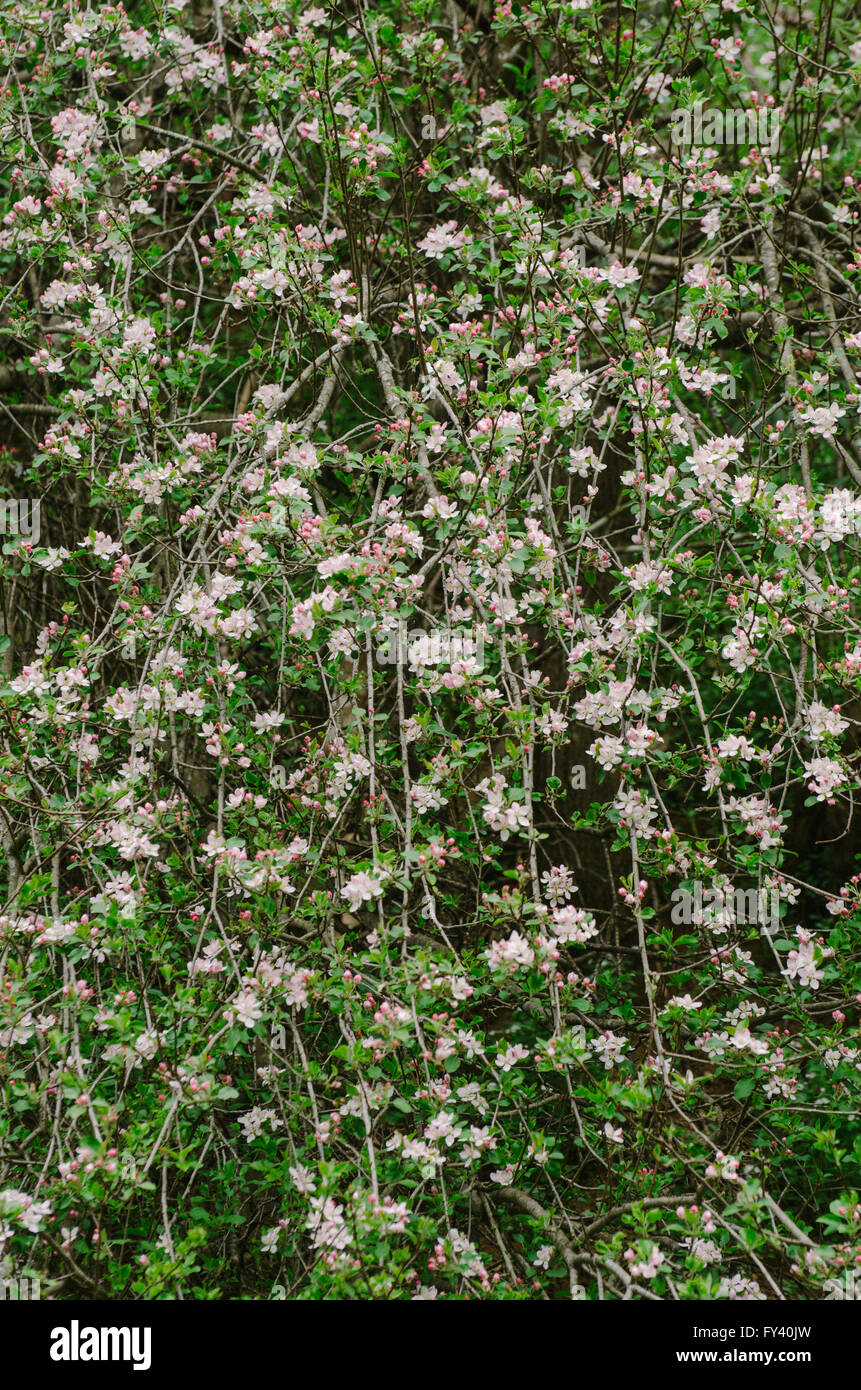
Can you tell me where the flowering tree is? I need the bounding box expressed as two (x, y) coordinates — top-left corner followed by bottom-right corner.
(0, 0), (859, 1301)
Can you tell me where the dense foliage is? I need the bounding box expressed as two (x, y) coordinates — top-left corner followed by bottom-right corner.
(0, 0), (860, 1301)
